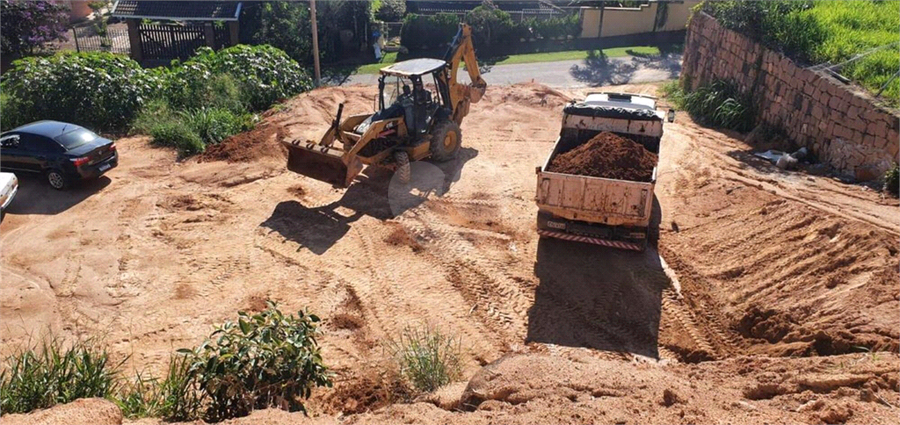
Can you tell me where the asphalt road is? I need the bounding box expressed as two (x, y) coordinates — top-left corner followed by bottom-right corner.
(331, 54), (682, 88)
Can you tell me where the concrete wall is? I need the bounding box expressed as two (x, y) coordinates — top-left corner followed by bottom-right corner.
(580, 1), (698, 39)
(682, 13), (899, 179)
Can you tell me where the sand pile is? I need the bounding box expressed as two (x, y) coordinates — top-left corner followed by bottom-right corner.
(200, 123), (287, 163)
(547, 132), (657, 181)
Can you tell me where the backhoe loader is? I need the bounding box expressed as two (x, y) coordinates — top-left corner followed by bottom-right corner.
(284, 24), (487, 187)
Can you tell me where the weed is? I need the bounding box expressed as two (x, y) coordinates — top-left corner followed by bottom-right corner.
(884, 163), (899, 196)
(0, 338), (121, 414)
(182, 108), (255, 145)
(148, 118), (205, 157)
(386, 326), (461, 393)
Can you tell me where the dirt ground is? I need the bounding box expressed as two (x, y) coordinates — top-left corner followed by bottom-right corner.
(1, 82), (897, 424)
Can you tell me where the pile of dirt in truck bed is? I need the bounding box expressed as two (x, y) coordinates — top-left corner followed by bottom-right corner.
(547, 131), (657, 181)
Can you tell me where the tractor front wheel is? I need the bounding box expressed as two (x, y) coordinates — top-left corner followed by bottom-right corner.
(394, 150), (410, 184)
(430, 120), (462, 162)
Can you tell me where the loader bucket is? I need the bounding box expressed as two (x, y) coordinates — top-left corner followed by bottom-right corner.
(284, 141), (363, 188)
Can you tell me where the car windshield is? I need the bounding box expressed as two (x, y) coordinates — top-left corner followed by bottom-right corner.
(380, 75), (413, 109)
(55, 128), (98, 149)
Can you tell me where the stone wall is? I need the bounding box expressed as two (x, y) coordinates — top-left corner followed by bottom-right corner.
(682, 13), (899, 180)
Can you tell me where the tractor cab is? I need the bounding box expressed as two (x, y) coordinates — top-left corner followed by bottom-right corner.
(375, 58), (453, 137)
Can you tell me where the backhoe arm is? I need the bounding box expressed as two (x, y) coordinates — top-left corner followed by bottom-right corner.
(444, 24), (487, 124)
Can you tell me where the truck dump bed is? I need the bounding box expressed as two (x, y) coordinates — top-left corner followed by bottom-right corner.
(535, 93), (666, 251)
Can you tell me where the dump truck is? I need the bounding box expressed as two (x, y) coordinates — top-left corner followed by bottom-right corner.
(283, 24), (486, 188)
(535, 93), (674, 251)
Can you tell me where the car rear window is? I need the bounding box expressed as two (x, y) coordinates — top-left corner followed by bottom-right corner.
(55, 128), (98, 149)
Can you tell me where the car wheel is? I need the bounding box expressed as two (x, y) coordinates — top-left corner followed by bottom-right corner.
(46, 169), (69, 190)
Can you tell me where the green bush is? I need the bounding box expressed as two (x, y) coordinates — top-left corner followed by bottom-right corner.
(681, 79), (755, 132)
(1, 91), (22, 131)
(0, 52), (161, 130)
(464, 5), (518, 47)
(0, 339), (121, 414)
(528, 14), (581, 40)
(184, 108), (255, 145)
(386, 326), (461, 393)
(375, 0), (406, 22)
(181, 301), (331, 421)
(178, 45), (312, 112)
(400, 13), (460, 50)
(148, 116), (205, 157)
(884, 163), (899, 196)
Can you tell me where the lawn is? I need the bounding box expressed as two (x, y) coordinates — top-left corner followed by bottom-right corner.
(350, 46), (663, 75)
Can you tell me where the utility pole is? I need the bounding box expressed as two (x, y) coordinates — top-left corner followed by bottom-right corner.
(310, 0), (321, 86)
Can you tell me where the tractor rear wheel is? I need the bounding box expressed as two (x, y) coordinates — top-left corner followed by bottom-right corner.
(430, 120), (462, 162)
(394, 150), (410, 184)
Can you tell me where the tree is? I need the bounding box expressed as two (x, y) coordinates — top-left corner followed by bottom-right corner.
(0, 0), (69, 56)
(374, 0), (405, 22)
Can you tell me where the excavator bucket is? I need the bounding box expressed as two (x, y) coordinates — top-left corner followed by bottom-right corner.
(284, 141), (363, 188)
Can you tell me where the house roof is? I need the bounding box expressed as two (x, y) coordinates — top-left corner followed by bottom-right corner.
(381, 59), (447, 77)
(111, 1), (242, 21)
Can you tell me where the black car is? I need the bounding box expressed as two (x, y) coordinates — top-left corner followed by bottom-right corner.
(0, 121), (118, 190)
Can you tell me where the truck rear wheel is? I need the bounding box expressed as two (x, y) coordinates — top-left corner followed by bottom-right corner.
(430, 120), (462, 162)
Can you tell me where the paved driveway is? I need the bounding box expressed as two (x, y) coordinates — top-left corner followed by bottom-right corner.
(329, 53), (682, 88)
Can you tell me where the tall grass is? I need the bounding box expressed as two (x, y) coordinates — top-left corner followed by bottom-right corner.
(386, 326), (461, 393)
(805, 0), (900, 104)
(0, 339), (121, 414)
(675, 80), (756, 132)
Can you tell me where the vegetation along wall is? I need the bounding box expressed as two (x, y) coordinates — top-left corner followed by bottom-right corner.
(682, 12), (899, 180)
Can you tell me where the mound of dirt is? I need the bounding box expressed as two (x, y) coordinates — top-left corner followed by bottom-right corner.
(1, 398), (123, 425)
(547, 132), (657, 181)
(200, 123), (288, 163)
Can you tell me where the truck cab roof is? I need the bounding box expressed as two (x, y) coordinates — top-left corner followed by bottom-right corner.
(380, 58), (447, 77)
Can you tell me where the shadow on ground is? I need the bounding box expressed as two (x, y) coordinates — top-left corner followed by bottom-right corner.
(4, 174), (110, 215)
(260, 148), (478, 255)
(570, 51), (638, 86)
(527, 198), (666, 358)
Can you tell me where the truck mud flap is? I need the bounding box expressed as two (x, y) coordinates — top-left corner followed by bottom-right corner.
(284, 141), (363, 188)
(537, 229), (644, 252)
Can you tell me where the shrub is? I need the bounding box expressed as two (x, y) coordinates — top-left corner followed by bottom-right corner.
(400, 13), (460, 50)
(184, 108), (256, 145)
(884, 163), (899, 196)
(681, 79), (755, 132)
(179, 45), (313, 112)
(375, 0), (406, 22)
(464, 4), (518, 47)
(528, 14), (581, 40)
(239, 1), (312, 63)
(386, 326), (461, 393)
(0, 338), (121, 414)
(1, 52), (161, 130)
(181, 301), (331, 421)
(148, 116), (205, 157)
(0, 91), (22, 131)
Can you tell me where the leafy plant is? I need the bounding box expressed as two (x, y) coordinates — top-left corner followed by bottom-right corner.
(0, 0), (70, 56)
(1, 52), (162, 131)
(884, 163), (899, 196)
(401, 13), (460, 50)
(184, 108), (256, 145)
(375, 0), (406, 22)
(181, 301), (331, 421)
(465, 4), (519, 47)
(386, 326), (461, 393)
(680, 79), (755, 132)
(0, 91), (22, 131)
(0, 338), (122, 414)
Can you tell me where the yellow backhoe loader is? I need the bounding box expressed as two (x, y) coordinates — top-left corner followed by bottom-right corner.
(284, 24), (487, 187)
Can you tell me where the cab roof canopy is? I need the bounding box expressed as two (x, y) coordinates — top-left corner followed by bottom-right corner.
(380, 58), (447, 77)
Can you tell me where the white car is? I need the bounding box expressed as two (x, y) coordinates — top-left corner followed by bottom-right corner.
(0, 172), (19, 214)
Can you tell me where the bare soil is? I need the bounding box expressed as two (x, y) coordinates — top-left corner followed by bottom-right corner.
(547, 131), (658, 181)
(1, 82), (897, 424)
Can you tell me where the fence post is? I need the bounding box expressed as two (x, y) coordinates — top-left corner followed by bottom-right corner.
(204, 23), (216, 49)
(72, 27), (80, 52)
(126, 19), (143, 62)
